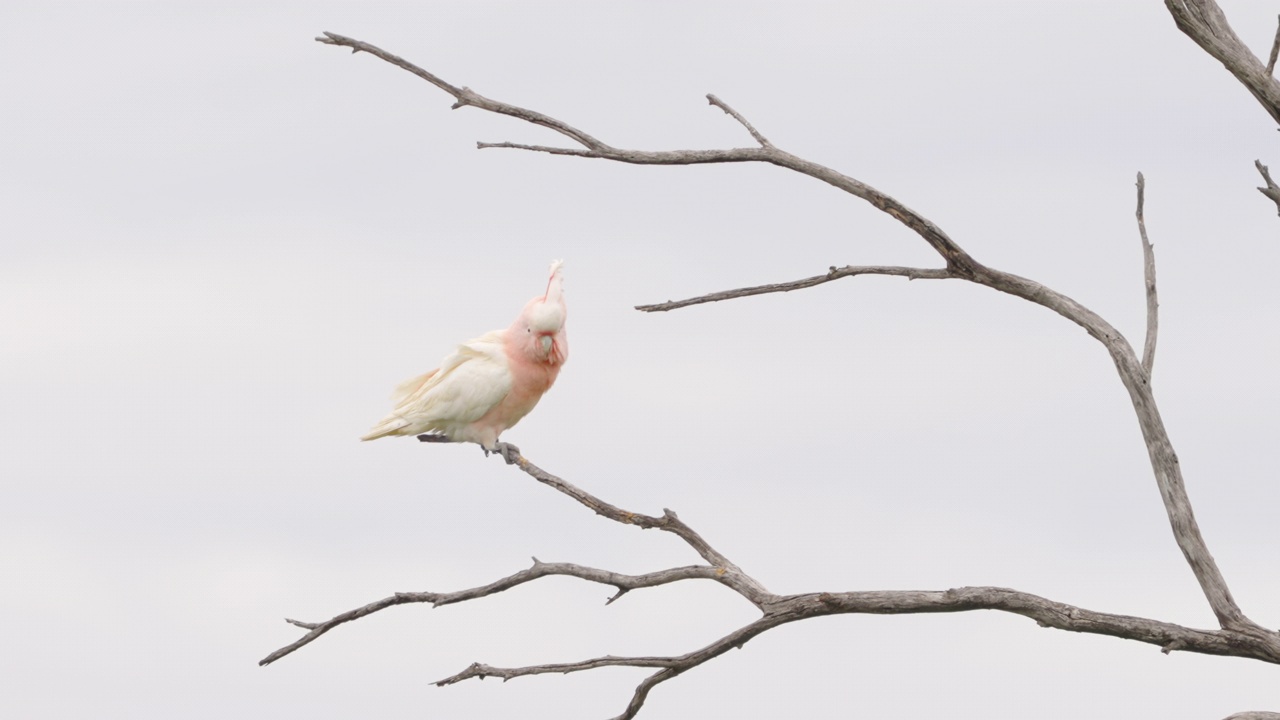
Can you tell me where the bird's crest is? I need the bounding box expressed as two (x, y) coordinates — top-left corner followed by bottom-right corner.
(544, 259), (565, 305)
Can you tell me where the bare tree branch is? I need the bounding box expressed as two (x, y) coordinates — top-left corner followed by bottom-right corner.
(505, 454), (777, 606)
(1135, 173), (1159, 377)
(707, 93), (773, 148)
(1255, 160), (1280, 215)
(259, 559), (734, 667)
(315, 31), (975, 272)
(432, 580), (1280, 688)
(475, 141), (598, 157)
(1225, 713), (1280, 720)
(263, 449), (1280, 717)
(315, 32), (610, 151)
(1164, 0), (1280, 124)
(635, 265), (953, 312)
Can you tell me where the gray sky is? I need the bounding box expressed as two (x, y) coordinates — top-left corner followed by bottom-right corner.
(3, 1), (1279, 717)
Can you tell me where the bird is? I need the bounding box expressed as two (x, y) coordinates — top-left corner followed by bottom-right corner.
(360, 260), (568, 464)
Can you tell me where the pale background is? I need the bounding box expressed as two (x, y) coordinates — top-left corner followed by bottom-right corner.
(3, 1), (1279, 718)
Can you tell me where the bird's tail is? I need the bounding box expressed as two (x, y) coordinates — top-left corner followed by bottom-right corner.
(360, 414), (410, 441)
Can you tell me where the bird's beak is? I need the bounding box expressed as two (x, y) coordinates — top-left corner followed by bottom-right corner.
(539, 334), (553, 355)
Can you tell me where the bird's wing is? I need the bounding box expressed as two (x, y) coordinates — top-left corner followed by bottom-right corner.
(390, 368), (439, 406)
(396, 330), (512, 425)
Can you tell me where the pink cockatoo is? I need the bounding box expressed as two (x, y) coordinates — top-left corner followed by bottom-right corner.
(361, 261), (568, 463)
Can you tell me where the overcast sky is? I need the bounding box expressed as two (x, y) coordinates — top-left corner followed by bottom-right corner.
(3, 1), (1280, 718)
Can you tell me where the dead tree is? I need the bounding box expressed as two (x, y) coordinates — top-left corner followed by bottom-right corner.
(261, 10), (1280, 719)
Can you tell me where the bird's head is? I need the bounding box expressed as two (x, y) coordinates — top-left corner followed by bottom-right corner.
(515, 260), (568, 365)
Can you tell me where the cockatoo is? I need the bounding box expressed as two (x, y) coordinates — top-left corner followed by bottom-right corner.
(361, 260), (568, 463)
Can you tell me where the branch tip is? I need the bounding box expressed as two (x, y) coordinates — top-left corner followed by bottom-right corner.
(1134, 172), (1158, 377)
(705, 93), (772, 147)
(1255, 160), (1280, 216)
(1268, 14), (1280, 76)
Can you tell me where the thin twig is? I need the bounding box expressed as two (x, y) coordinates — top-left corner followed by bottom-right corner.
(316, 32), (610, 151)
(1255, 160), (1280, 215)
(1268, 14), (1280, 76)
(436, 656), (678, 685)
(1135, 173), (1159, 377)
(476, 141), (599, 157)
(707, 93), (773, 147)
(636, 265), (952, 312)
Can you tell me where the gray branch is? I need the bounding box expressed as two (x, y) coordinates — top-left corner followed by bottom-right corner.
(635, 265), (953, 312)
(262, 450), (1280, 718)
(315, 31), (973, 271)
(506, 454), (776, 606)
(1135, 173), (1159, 377)
(707, 93), (773, 148)
(1255, 160), (1280, 215)
(259, 559), (735, 667)
(1225, 714), (1280, 720)
(1164, 0), (1280, 124)
(314, 32), (609, 152)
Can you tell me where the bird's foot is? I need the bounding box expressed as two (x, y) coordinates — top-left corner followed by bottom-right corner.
(483, 441), (522, 465)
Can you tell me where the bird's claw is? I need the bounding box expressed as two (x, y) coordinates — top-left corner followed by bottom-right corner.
(485, 441), (522, 465)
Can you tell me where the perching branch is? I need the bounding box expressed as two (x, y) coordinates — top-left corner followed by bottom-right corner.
(303, 30), (1280, 717)
(497, 454), (776, 606)
(1135, 173), (1159, 377)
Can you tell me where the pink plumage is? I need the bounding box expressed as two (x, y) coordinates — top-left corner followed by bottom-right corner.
(361, 261), (568, 458)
